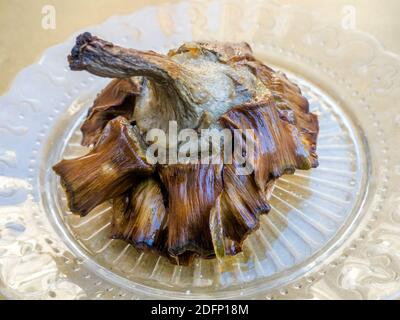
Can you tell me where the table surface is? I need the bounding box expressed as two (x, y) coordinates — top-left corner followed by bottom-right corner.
(0, 0), (399, 95)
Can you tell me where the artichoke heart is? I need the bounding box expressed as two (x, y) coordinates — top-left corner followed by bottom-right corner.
(53, 32), (319, 266)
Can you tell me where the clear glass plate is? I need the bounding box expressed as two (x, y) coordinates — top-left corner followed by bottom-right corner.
(0, 0), (399, 300)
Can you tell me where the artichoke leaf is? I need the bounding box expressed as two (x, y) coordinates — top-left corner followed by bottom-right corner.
(81, 78), (141, 146)
(53, 117), (154, 216)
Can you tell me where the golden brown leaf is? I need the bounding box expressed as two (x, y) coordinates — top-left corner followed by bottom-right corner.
(159, 163), (223, 259)
(111, 178), (167, 250)
(81, 78), (140, 146)
(220, 99), (317, 192)
(53, 117), (154, 216)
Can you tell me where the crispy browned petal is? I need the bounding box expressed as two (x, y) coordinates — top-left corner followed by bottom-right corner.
(147, 226), (198, 266)
(220, 99), (317, 192)
(53, 117), (154, 216)
(270, 72), (310, 113)
(159, 163), (223, 259)
(81, 78), (141, 146)
(246, 62), (310, 112)
(168, 41), (254, 62)
(210, 163), (272, 257)
(209, 195), (242, 258)
(273, 75), (319, 157)
(110, 178), (167, 250)
(243, 60), (319, 148)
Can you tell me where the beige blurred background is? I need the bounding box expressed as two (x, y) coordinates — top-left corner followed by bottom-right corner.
(0, 0), (399, 95)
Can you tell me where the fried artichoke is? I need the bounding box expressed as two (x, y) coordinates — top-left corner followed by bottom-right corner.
(53, 32), (319, 266)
